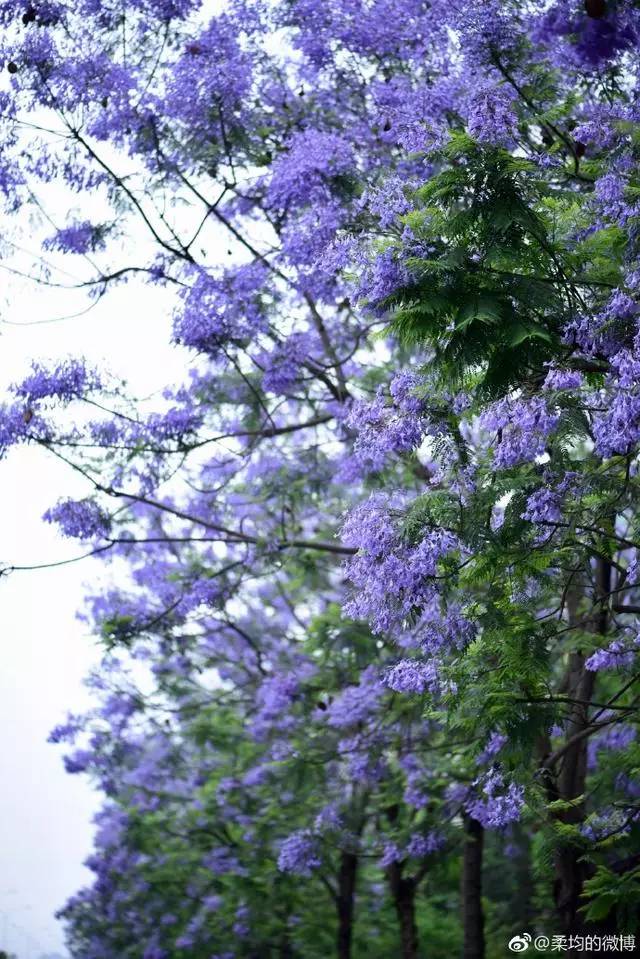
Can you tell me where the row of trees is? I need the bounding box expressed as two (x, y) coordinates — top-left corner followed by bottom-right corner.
(1, 1), (640, 956)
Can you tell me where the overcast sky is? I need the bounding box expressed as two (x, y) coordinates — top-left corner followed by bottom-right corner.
(0, 268), (190, 957)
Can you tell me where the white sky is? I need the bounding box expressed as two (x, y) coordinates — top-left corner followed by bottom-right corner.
(0, 270), (191, 958)
(0, 50), (236, 950)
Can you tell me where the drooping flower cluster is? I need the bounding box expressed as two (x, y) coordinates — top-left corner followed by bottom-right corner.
(277, 830), (322, 877)
(15, 359), (101, 404)
(44, 499), (111, 541)
(341, 370), (430, 477)
(465, 770), (525, 830)
(341, 494), (459, 634)
(478, 397), (560, 469)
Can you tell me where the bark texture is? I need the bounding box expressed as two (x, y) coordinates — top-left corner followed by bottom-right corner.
(462, 815), (485, 959)
(387, 862), (419, 959)
(337, 851), (359, 959)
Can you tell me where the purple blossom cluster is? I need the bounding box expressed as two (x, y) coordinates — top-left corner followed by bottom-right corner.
(592, 340), (640, 457)
(341, 493), (459, 634)
(521, 488), (562, 526)
(406, 831), (444, 858)
(478, 396), (560, 469)
(416, 602), (476, 656)
(173, 264), (269, 356)
(43, 221), (106, 254)
(542, 368), (583, 392)
(465, 770), (525, 830)
(326, 666), (384, 728)
(277, 830), (321, 876)
(164, 15), (251, 138)
(467, 84), (517, 147)
(260, 332), (314, 395)
(531, 1), (639, 70)
(341, 371), (429, 477)
(586, 636), (640, 672)
(251, 660), (317, 739)
(362, 176), (411, 228)
(0, 402), (39, 456)
(355, 247), (411, 315)
(43, 498), (111, 541)
(267, 130), (354, 211)
(476, 732), (507, 767)
(16, 359), (101, 404)
(383, 658), (441, 695)
(588, 724), (636, 772)
(581, 807), (633, 843)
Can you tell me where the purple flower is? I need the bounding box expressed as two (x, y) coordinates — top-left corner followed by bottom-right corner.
(16, 359), (101, 404)
(173, 263), (268, 356)
(476, 732), (507, 766)
(0, 402), (37, 455)
(581, 807), (632, 843)
(417, 603), (476, 655)
(468, 85), (517, 146)
(521, 488), (561, 525)
(357, 248), (410, 314)
(407, 831), (444, 857)
(327, 666), (383, 727)
(465, 769), (525, 830)
(314, 803), (343, 832)
(341, 371), (430, 477)
(162, 16), (251, 140)
(261, 332), (313, 395)
(267, 129), (354, 211)
(342, 493), (459, 634)
(384, 659), (440, 695)
(542, 368), (583, 391)
(63, 749), (93, 774)
(203, 894), (223, 912)
(277, 830), (321, 876)
(44, 499), (111, 541)
(532, 2), (636, 69)
(586, 636), (639, 672)
(43, 221), (106, 254)
(143, 945), (167, 959)
(479, 396), (559, 469)
(380, 841), (402, 867)
(362, 176), (411, 228)
(588, 724), (636, 771)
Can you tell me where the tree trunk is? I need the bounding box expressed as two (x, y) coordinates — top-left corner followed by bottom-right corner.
(462, 815), (485, 959)
(552, 559), (609, 949)
(279, 931), (296, 959)
(336, 851), (358, 959)
(553, 651), (595, 941)
(387, 862), (419, 959)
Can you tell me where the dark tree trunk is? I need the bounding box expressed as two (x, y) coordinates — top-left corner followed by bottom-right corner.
(552, 560), (609, 950)
(337, 851), (358, 959)
(279, 931), (296, 959)
(462, 815), (485, 959)
(387, 862), (419, 959)
(395, 881), (419, 959)
(553, 650), (595, 941)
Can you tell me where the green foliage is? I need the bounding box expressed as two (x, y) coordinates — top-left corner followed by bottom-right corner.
(385, 138), (572, 394)
(582, 866), (640, 931)
(383, 135), (624, 399)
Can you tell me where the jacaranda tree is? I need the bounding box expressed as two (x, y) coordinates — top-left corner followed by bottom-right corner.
(1, 1), (640, 957)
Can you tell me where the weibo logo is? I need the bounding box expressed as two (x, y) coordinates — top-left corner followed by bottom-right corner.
(508, 933), (532, 952)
